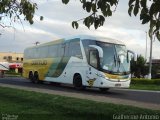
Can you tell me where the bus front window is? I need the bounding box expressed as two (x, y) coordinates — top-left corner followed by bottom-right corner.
(82, 40), (130, 75)
(97, 42), (130, 74)
(115, 45), (130, 73)
(99, 44), (116, 71)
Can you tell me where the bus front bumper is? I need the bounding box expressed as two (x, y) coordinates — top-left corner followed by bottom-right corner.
(98, 78), (131, 88)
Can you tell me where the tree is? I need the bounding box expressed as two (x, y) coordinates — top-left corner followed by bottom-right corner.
(0, 0), (43, 28)
(130, 55), (148, 78)
(131, 55), (160, 78)
(62, 0), (160, 41)
(0, 0), (160, 41)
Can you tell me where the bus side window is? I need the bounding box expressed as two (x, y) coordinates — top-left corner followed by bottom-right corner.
(48, 45), (58, 57)
(37, 47), (48, 58)
(58, 44), (65, 57)
(64, 42), (69, 57)
(24, 49), (28, 59)
(69, 41), (82, 58)
(34, 48), (39, 58)
(28, 49), (33, 59)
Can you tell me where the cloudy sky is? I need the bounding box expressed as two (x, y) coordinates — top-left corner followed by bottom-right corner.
(0, 0), (160, 60)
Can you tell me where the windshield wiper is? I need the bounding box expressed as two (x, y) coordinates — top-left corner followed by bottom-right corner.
(117, 55), (121, 72)
(114, 54), (117, 67)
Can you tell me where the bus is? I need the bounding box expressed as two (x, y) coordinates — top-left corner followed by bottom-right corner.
(23, 35), (136, 91)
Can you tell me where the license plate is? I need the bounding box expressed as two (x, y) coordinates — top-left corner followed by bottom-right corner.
(115, 83), (121, 87)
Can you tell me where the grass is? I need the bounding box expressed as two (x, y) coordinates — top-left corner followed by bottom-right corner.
(5, 71), (22, 75)
(130, 78), (160, 91)
(0, 87), (160, 120)
(130, 84), (160, 91)
(4, 74), (22, 77)
(131, 78), (160, 85)
(4, 71), (22, 77)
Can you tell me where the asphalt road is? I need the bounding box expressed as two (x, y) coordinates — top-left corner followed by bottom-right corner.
(0, 77), (160, 110)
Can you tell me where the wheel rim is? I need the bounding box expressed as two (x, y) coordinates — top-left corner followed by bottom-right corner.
(33, 73), (39, 84)
(29, 73), (34, 82)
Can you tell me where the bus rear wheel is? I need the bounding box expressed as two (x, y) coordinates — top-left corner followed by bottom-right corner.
(33, 72), (40, 84)
(73, 74), (84, 90)
(28, 72), (34, 83)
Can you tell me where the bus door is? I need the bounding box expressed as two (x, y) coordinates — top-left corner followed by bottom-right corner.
(86, 49), (99, 87)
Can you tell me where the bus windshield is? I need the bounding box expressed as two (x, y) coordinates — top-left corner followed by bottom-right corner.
(82, 40), (130, 75)
(97, 42), (129, 74)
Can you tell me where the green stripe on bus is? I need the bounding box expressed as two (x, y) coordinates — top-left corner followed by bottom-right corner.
(45, 57), (70, 77)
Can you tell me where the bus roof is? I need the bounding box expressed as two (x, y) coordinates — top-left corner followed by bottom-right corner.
(65, 35), (125, 45)
(25, 35), (125, 50)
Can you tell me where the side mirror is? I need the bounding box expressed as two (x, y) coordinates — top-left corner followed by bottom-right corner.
(127, 50), (137, 62)
(119, 55), (125, 63)
(89, 45), (103, 58)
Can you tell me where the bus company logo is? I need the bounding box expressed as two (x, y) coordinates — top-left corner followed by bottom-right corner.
(87, 78), (96, 86)
(31, 60), (47, 65)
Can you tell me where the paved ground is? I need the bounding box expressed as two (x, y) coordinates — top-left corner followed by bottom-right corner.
(0, 77), (160, 110)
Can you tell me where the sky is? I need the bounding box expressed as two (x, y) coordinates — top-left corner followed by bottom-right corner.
(0, 0), (160, 60)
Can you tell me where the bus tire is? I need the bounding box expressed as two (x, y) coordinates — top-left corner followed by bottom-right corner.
(33, 72), (40, 84)
(28, 71), (34, 82)
(73, 74), (84, 90)
(99, 88), (109, 92)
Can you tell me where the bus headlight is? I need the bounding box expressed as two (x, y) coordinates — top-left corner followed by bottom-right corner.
(96, 73), (106, 78)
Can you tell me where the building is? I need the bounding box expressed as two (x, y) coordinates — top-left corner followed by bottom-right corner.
(0, 62), (9, 77)
(151, 59), (160, 78)
(0, 52), (23, 73)
(0, 52), (23, 62)
(152, 59), (160, 64)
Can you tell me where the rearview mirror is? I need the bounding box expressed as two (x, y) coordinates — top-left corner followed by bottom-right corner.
(127, 50), (137, 62)
(89, 45), (103, 58)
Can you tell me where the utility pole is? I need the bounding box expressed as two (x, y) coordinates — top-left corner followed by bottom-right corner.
(148, 35), (153, 79)
(145, 31), (147, 60)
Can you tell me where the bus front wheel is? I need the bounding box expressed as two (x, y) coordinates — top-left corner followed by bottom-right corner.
(73, 74), (84, 90)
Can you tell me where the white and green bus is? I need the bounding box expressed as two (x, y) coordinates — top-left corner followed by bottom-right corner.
(23, 35), (136, 91)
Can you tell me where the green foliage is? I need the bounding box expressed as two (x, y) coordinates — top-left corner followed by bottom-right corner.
(131, 55), (160, 79)
(40, 16), (44, 21)
(130, 84), (160, 91)
(62, 0), (118, 29)
(62, 0), (160, 41)
(131, 55), (148, 78)
(5, 71), (21, 76)
(128, 0), (160, 41)
(131, 78), (160, 85)
(0, 0), (43, 27)
(1, 0), (160, 42)
(0, 86), (159, 120)
(62, 0), (69, 4)
(72, 21), (79, 29)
